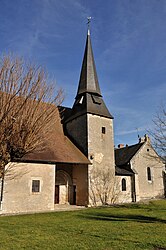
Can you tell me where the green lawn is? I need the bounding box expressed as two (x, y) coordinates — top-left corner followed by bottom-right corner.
(0, 200), (166, 250)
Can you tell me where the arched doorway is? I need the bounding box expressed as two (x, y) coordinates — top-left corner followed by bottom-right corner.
(55, 170), (73, 205)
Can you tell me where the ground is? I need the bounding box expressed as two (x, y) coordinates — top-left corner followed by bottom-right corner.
(0, 200), (166, 250)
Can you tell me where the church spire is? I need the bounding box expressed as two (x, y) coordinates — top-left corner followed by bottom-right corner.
(76, 20), (102, 97)
(65, 23), (113, 123)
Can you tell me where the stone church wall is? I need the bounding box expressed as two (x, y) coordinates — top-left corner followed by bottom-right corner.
(115, 176), (132, 203)
(2, 162), (55, 214)
(87, 114), (114, 169)
(87, 114), (115, 205)
(131, 142), (165, 201)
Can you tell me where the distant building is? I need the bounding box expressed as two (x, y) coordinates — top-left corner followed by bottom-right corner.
(0, 28), (165, 214)
(115, 135), (165, 203)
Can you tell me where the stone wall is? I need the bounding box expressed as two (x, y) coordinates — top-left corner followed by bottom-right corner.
(87, 114), (114, 168)
(131, 142), (165, 201)
(2, 162), (55, 214)
(115, 176), (132, 203)
(87, 114), (115, 205)
(65, 113), (115, 206)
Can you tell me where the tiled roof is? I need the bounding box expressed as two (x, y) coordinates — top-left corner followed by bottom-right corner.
(115, 143), (144, 166)
(115, 166), (134, 176)
(58, 106), (72, 122)
(17, 108), (89, 165)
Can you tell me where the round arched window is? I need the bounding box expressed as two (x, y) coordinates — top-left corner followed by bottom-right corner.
(147, 167), (152, 181)
(122, 178), (126, 191)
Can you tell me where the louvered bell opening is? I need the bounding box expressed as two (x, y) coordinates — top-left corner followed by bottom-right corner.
(91, 94), (102, 105)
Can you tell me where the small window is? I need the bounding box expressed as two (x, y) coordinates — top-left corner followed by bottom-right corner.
(102, 127), (106, 134)
(147, 148), (149, 152)
(79, 96), (84, 104)
(32, 180), (40, 193)
(122, 178), (126, 191)
(147, 167), (152, 181)
(75, 96), (84, 105)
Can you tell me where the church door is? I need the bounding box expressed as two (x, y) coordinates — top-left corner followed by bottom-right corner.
(55, 170), (73, 204)
(55, 185), (59, 204)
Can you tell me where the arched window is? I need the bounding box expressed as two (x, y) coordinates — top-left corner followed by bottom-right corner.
(122, 178), (126, 191)
(147, 167), (152, 181)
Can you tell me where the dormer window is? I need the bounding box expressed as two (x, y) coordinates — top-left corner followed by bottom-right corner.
(75, 96), (84, 105)
(91, 95), (101, 104)
(79, 96), (84, 104)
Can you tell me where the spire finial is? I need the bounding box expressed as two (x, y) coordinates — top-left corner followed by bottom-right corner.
(87, 17), (91, 35)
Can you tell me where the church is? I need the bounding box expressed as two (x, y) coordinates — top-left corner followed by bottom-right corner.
(0, 27), (165, 214)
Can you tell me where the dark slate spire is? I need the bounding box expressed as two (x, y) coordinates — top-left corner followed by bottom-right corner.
(77, 29), (102, 97)
(65, 28), (113, 123)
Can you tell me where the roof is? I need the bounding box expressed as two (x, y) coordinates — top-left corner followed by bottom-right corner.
(115, 166), (134, 176)
(77, 31), (101, 96)
(64, 30), (113, 123)
(115, 143), (144, 166)
(64, 93), (113, 123)
(16, 108), (90, 165)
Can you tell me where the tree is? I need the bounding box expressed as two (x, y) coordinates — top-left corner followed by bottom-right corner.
(150, 104), (166, 163)
(0, 55), (63, 205)
(89, 165), (120, 206)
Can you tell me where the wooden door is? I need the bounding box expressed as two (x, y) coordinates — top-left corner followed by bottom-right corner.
(55, 185), (59, 204)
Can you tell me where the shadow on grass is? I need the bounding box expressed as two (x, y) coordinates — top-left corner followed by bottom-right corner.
(107, 202), (166, 212)
(78, 212), (166, 224)
(154, 247), (166, 250)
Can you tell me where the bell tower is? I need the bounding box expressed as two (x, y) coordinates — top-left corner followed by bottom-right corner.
(64, 25), (115, 204)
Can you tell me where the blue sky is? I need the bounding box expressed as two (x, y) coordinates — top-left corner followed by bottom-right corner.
(0, 0), (165, 146)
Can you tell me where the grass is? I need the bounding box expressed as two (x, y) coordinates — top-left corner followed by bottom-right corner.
(0, 200), (166, 250)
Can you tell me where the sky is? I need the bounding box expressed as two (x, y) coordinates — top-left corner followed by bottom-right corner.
(0, 0), (165, 146)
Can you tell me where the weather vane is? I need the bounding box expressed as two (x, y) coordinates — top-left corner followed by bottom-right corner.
(87, 16), (92, 30)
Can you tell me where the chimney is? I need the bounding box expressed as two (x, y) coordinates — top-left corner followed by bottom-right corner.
(139, 134), (150, 143)
(118, 144), (124, 149)
(139, 137), (145, 143)
(144, 134), (150, 142)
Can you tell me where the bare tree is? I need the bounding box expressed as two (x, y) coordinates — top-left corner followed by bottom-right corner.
(149, 104), (166, 163)
(89, 166), (120, 206)
(0, 55), (63, 205)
